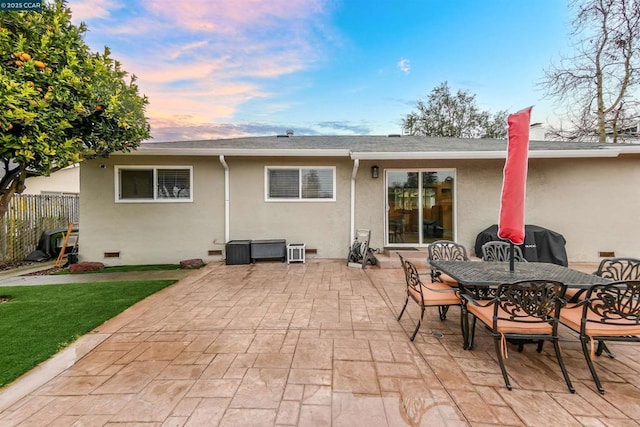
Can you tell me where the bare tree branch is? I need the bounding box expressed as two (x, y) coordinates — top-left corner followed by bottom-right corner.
(540, 0), (640, 143)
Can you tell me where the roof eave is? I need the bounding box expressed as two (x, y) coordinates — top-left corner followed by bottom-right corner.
(124, 147), (352, 157)
(351, 149), (628, 160)
(121, 145), (640, 159)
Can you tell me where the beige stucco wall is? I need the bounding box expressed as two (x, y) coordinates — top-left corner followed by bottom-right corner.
(224, 157), (352, 259)
(23, 165), (80, 194)
(80, 153), (640, 265)
(80, 155), (225, 265)
(80, 155), (353, 265)
(356, 156), (640, 262)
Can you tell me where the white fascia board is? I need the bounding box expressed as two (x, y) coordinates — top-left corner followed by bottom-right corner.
(615, 145), (640, 155)
(127, 147), (351, 157)
(529, 150), (621, 158)
(351, 149), (626, 160)
(351, 151), (506, 160)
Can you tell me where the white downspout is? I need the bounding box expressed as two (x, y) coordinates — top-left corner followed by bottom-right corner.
(350, 159), (359, 243)
(219, 155), (230, 242)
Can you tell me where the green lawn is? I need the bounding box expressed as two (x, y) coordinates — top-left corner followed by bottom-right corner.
(0, 280), (176, 388)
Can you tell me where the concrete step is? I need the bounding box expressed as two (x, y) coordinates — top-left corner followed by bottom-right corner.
(375, 248), (429, 269)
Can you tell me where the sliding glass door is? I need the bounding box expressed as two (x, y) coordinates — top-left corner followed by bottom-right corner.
(386, 170), (455, 245)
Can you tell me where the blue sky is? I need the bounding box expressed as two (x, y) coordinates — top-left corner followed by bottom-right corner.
(66, 0), (573, 141)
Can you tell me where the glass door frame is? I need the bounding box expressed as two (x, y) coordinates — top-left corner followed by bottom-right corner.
(384, 168), (457, 247)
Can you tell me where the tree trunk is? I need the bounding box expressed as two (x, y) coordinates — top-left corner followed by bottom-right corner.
(0, 168), (27, 218)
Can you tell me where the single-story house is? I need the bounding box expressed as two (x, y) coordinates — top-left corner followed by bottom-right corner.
(23, 164), (80, 195)
(78, 135), (640, 265)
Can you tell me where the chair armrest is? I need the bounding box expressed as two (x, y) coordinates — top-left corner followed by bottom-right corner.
(460, 293), (495, 307)
(422, 285), (459, 294)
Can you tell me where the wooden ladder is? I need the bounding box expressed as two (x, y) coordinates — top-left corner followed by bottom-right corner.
(55, 222), (79, 267)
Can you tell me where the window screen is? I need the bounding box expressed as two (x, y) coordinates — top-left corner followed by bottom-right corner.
(120, 169), (153, 199)
(302, 168), (333, 199)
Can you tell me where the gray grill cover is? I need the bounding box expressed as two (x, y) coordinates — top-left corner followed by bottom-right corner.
(474, 224), (568, 266)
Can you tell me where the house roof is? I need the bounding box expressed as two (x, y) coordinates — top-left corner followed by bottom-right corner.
(127, 135), (640, 160)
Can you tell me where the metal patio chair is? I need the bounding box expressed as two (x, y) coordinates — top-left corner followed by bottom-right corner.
(481, 241), (526, 262)
(396, 253), (461, 341)
(462, 279), (574, 393)
(594, 257), (640, 280)
(559, 280), (640, 394)
(565, 257), (640, 335)
(427, 240), (468, 286)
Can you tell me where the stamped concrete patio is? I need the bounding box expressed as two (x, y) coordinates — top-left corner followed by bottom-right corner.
(0, 260), (638, 426)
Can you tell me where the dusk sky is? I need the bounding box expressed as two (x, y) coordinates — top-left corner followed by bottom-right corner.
(66, 0), (573, 142)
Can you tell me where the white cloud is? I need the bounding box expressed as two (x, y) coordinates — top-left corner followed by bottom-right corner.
(67, 0), (123, 21)
(64, 0), (335, 138)
(397, 58), (410, 74)
(143, 0), (326, 35)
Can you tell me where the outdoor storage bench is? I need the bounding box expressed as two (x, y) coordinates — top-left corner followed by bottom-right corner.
(251, 239), (286, 263)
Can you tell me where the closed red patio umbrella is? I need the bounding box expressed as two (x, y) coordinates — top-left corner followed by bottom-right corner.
(498, 106), (532, 271)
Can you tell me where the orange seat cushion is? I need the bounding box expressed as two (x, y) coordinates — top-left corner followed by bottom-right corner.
(467, 302), (553, 335)
(564, 288), (584, 300)
(437, 273), (458, 287)
(560, 305), (640, 337)
(408, 281), (461, 307)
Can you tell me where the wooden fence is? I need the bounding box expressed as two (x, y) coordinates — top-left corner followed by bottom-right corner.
(0, 194), (79, 265)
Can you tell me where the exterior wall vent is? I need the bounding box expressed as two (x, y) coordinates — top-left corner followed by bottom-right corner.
(388, 134), (401, 138)
(104, 251), (120, 258)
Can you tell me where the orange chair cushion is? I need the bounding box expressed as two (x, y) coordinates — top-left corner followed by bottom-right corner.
(560, 305), (640, 337)
(468, 302), (553, 335)
(408, 281), (461, 307)
(564, 288), (584, 301)
(437, 273), (458, 287)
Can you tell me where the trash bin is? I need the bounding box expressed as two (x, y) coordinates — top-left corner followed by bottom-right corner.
(225, 240), (251, 265)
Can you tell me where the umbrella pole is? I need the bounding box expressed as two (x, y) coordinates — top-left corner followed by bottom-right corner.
(509, 242), (515, 272)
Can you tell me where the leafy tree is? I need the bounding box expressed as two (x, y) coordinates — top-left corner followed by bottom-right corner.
(402, 81), (508, 139)
(0, 1), (150, 217)
(541, 0), (640, 143)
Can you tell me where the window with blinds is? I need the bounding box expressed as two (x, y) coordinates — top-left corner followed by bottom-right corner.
(266, 167), (335, 201)
(157, 169), (191, 199)
(116, 166), (193, 202)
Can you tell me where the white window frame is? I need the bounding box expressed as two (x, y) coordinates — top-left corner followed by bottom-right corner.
(115, 165), (193, 203)
(265, 166), (336, 202)
(384, 168), (457, 246)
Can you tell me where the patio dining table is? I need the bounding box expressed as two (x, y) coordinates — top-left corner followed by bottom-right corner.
(429, 260), (611, 289)
(429, 260), (613, 350)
